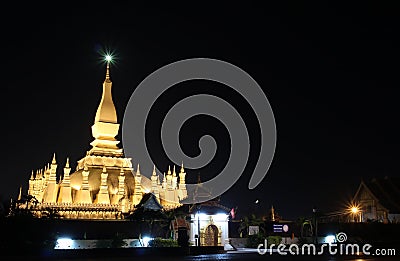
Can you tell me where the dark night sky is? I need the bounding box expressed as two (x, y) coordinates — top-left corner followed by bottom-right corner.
(2, 2), (400, 220)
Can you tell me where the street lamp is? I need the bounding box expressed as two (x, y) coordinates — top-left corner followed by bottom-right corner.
(349, 205), (362, 222)
(312, 208), (318, 244)
(196, 205), (201, 247)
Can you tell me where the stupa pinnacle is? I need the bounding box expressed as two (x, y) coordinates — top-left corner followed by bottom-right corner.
(90, 57), (122, 157)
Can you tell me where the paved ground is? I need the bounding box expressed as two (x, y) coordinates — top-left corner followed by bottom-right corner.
(1, 247), (397, 261)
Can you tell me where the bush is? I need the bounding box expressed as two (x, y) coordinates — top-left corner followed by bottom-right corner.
(148, 238), (179, 247)
(177, 229), (189, 247)
(246, 233), (265, 248)
(246, 234), (282, 248)
(111, 233), (127, 248)
(267, 236), (282, 246)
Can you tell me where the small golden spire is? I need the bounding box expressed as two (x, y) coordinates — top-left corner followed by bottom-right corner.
(52, 153), (56, 164)
(173, 165), (176, 176)
(18, 186), (22, 201)
(65, 157), (70, 168)
(136, 164), (141, 176)
(271, 205), (275, 222)
(180, 162), (185, 173)
(152, 165), (157, 176)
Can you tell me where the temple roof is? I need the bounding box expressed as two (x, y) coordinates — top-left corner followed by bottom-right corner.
(354, 176), (400, 213)
(135, 193), (163, 211)
(188, 199), (231, 215)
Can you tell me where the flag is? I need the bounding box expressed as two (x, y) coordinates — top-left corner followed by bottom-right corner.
(230, 207), (236, 219)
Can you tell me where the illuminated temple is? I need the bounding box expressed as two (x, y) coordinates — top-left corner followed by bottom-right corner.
(16, 60), (188, 219)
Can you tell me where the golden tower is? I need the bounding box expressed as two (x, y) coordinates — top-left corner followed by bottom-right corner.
(17, 56), (188, 219)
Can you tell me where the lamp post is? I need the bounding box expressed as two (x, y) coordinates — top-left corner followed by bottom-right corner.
(312, 208), (318, 245)
(197, 205), (201, 247)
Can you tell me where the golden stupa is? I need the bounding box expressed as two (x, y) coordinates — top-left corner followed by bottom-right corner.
(17, 58), (188, 219)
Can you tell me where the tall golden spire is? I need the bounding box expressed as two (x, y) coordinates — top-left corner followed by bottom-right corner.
(89, 54), (123, 157)
(94, 57), (117, 124)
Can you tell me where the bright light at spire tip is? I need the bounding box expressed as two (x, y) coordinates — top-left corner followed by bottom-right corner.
(105, 55), (112, 62)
